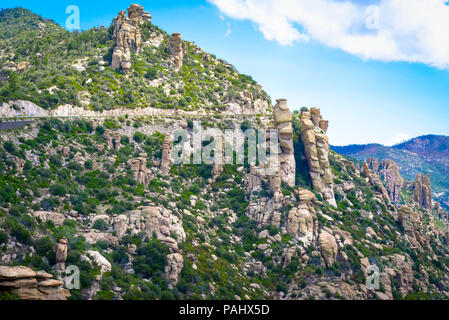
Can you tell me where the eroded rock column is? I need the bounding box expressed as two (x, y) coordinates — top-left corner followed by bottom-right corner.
(300, 108), (336, 206)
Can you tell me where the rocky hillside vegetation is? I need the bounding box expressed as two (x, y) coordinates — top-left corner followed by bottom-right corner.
(1, 5), (449, 301)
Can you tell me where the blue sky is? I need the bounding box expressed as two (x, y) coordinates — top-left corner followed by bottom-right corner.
(3, 0), (449, 146)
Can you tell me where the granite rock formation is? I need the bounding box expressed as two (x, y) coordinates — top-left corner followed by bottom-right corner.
(286, 189), (319, 247)
(379, 159), (404, 203)
(300, 108), (336, 206)
(413, 173), (432, 210)
(362, 161), (390, 201)
(111, 4), (152, 73)
(0, 266), (70, 300)
(165, 253), (183, 289)
(160, 135), (173, 175)
(273, 99), (295, 187)
(128, 153), (152, 185)
(168, 33), (185, 70)
(55, 237), (68, 272)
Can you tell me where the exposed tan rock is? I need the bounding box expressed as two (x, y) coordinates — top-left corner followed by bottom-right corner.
(55, 237), (68, 272)
(32, 211), (66, 226)
(286, 189), (319, 246)
(413, 173), (432, 210)
(168, 33), (185, 70)
(111, 5), (151, 73)
(398, 206), (429, 249)
(113, 132), (121, 151)
(104, 130), (113, 149)
(81, 230), (119, 246)
(0, 266), (36, 280)
(0, 266), (69, 300)
(113, 205), (185, 249)
(300, 108), (336, 206)
(362, 161), (390, 201)
(379, 159), (403, 202)
(318, 229), (338, 266)
(274, 99), (295, 187)
(160, 136), (173, 175)
(165, 253), (183, 288)
(84, 251), (112, 274)
(128, 154), (152, 185)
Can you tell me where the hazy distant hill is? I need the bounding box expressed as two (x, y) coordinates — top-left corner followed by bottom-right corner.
(332, 135), (449, 209)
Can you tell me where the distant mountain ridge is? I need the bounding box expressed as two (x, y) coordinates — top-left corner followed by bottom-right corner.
(332, 134), (449, 210)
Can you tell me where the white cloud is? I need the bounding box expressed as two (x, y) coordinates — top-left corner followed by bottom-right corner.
(208, 0), (449, 69)
(225, 23), (232, 37)
(385, 133), (412, 146)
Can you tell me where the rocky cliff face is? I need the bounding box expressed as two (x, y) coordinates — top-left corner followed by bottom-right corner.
(300, 108), (336, 206)
(413, 173), (432, 210)
(366, 158), (403, 202)
(112, 4), (152, 73)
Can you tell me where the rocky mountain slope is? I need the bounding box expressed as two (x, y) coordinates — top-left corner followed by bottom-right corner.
(1, 5), (449, 301)
(332, 135), (449, 211)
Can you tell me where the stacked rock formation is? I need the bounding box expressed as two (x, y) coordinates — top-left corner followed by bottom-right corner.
(413, 173), (432, 210)
(160, 136), (173, 175)
(300, 108), (336, 206)
(273, 99), (295, 187)
(55, 237), (68, 272)
(111, 4), (152, 73)
(0, 266), (70, 300)
(128, 153), (152, 185)
(168, 33), (185, 70)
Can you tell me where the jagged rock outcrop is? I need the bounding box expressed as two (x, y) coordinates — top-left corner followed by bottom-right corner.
(367, 158), (403, 202)
(113, 205), (185, 249)
(379, 159), (403, 202)
(111, 4), (152, 73)
(165, 253), (183, 289)
(367, 157), (380, 173)
(0, 266), (70, 300)
(55, 237), (68, 272)
(168, 33), (185, 70)
(160, 136), (173, 175)
(128, 154), (152, 185)
(413, 173), (432, 210)
(300, 108), (336, 206)
(273, 99), (295, 187)
(398, 206), (429, 249)
(362, 161), (390, 201)
(286, 189), (319, 247)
